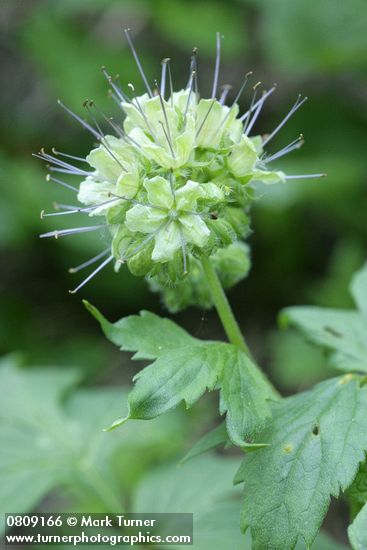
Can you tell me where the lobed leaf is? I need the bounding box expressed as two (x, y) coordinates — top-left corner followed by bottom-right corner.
(239, 375), (367, 550)
(348, 501), (367, 550)
(280, 263), (367, 373)
(219, 347), (274, 448)
(84, 300), (193, 360)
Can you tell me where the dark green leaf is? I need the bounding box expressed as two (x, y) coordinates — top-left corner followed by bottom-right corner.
(219, 348), (273, 448)
(84, 301), (193, 359)
(349, 501), (367, 550)
(239, 375), (367, 550)
(351, 262), (367, 318)
(107, 342), (227, 430)
(180, 422), (228, 464)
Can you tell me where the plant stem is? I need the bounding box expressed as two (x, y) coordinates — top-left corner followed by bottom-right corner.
(201, 255), (280, 399)
(201, 256), (250, 354)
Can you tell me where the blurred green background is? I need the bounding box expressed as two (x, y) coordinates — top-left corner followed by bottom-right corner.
(0, 0), (366, 547)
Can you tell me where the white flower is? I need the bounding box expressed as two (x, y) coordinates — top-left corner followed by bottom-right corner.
(38, 32), (324, 295)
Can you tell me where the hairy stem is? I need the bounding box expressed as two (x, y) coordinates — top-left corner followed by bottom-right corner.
(201, 255), (280, 398)
(201, 255), (250, 353)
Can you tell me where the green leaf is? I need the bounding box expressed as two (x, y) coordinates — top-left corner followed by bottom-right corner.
(239, 375), (367, 550)
(0, 357), (188, 528)
(280, 264), (367, 373)
(180, 422), (228, 464)
(219, 348), (273, 448)
(351, 262), (367, 319)
(280, 306), (367, 372)
(349, 501), (367, 550)
(84, 301), (193, 359)
(347, 461), (367, 504)
(108, 342), (227, 430)
(87, 303), (274, 444)
(134, 455), (248, 550)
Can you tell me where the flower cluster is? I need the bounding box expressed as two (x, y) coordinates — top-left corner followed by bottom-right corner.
(38, 31), (323, 309)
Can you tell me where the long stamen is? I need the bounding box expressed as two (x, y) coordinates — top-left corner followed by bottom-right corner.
(219, 84), (232, 105)
(124, 28), (153, 97)
(266, 135), (304, 162)
(244, 89), (267, 136)
(183, 71), (196, 125)
(211, 32), (221, 99)
(33, 150), (92, 177)
(128, 84), (160, 144)
(285, 173), (326, 180)
(196, 99), (216, 138)
(101, 66), (130, 103)
(40, 225), (105, 239)
(186, 48), (198, 90)
(239, 85), (276, 122)
(40, 196), (122, 218)
(84, 101), (126, 171)
(262, 95), (307, 147)
(69, 248), (111, 273)
(45, 174), (79, 193)
(178, 226), (188, 275)
(57, 100), (100, 139)
(51, 148), (88, 164)
(161, 58), (169, 98)
(108, 192), (166, 210)
(118, 220), (170, 263)
(243, 82), (261, 134)
(232, 72), (253, 107)
(155, 80), (175, 158)
(159, 121), (176, 159)
(69, 255), (113, 294)
(166, 58), (174, 107)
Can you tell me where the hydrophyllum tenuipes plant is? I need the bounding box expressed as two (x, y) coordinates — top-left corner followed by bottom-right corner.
(36, 31), (367, 549)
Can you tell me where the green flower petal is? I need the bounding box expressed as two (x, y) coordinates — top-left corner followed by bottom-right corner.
(179, 214), (210, 247)
(152, 221), (181, 261)
(144, 176), (174, 209)
(251, 169), (286, 184)
(126, 204), (167, 234)
(228, 136), (258, 177)
(175, 180), (201, 211)
(116, 172), (140, 199)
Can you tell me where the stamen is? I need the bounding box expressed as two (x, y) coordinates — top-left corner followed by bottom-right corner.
(155, 80), (175, 158)
(266, 135), (304, 162)
(84, 101), (126, 171)
(244, 89), (267, 136)
(211, 32), (221, 99)
(51, 148), (88, 164)
(57, 100), (100, 139)
(166, 58), (174, 107)
(40, 225), (105, 239)
(196, 99), (216, 138)
(45, 174), (79, 193)
(285, 173), (326, 180)
(219, 85), (232, 105)
(159, 121), (176, 159)
(69, 248), (111, 273)
(183, 71), (196, 125)
(178, 226), (188, 275)
(186, 48), (198, 90)
(108, 192), (166, 210)
(243, 82), (261, 134)
(101, 66), (129, 103)
(239, 85), (276, 122)
(69, 255), (113, 294)
(33, 151), (93, 177)
(161, 58), (169, 99)
(262, 95), (307, 147)
(118, 220), (170, 263)
(124, 28), (153, 97)
(232, 72), (253, 107)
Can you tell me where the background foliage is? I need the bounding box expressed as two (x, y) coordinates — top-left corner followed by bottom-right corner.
(0, 0), (366, 547)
